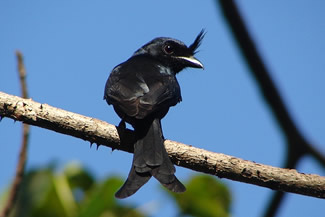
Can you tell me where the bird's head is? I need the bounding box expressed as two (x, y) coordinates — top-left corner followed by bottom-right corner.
(133, 30), (205, 73)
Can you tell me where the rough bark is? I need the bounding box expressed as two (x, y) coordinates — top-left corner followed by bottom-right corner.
(1, 91), (324, 199)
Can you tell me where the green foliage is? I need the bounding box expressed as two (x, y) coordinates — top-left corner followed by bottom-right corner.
(5, 162), (145, 217)
(2, 163), (231, 217)
(164, 175), (231, 217)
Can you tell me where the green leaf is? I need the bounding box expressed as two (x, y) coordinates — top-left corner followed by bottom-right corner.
(11, 167), (70, 217)
(77, 176), (121, 217)
(64, 162), (95, 192)
(78, 176), (145, 217)
(165, 175), (231, 217)
(3, 163), (146, 217)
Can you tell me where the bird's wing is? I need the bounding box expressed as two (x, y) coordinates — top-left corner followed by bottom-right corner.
(105, 69), (181, 119)
(136, 75), (181, 118)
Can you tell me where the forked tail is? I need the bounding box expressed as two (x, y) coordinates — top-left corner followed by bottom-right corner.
(115, 118), (186, 199)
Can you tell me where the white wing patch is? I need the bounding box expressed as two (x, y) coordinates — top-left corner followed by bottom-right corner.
(139, 82), (149, 93)
(136, 73), (150, 94)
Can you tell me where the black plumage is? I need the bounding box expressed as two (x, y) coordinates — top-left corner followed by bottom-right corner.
(104, 30), (205, 198)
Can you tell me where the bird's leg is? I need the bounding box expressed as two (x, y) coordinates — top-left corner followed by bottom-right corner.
(116, 120), (126, 145)
(118, 119), (126, 130)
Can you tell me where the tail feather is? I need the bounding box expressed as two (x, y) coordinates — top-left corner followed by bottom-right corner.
(151, 140), (186, 192)
(115, 118), (186, 199)
(160, 176), (186, 193)
(142, 119), (164, 166)
(115, 166), (151, 199)
(133, 140), (151, 173)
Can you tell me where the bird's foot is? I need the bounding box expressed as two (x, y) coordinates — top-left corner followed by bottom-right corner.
(116, 120), (126, 145)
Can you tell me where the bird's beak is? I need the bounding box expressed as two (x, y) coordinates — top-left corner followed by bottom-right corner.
(177, 56), (204, 69)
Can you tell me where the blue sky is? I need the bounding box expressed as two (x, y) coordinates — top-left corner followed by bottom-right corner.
(1, 1), (324, 217)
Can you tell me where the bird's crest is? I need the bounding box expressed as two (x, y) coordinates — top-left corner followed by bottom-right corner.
(189, 29), (206, 54)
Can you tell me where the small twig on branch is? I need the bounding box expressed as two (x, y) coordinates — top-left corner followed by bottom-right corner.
(17, 51), (29, 99)
(0, 51), (30, 217)
(0, 91), (325, 199)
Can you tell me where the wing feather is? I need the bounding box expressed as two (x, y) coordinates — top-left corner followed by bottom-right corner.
(104, 56), (181, 119)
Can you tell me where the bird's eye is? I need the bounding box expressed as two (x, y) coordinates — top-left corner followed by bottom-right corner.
(163, 44), (174, 54)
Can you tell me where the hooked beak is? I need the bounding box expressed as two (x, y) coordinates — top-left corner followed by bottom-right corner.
(177, 56), (204, 69)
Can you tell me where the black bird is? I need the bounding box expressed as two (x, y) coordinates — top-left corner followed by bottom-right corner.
(104, 30), (205, 198)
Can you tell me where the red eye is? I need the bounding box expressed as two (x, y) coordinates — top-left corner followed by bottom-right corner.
(163, 44), (174, 54)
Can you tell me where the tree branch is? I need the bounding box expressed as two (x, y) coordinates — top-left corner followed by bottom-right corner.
(217, 0), (325, 167)
(217, 1), (325, 216)
(0, 91), (325, 198)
